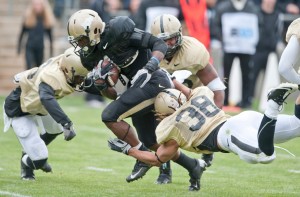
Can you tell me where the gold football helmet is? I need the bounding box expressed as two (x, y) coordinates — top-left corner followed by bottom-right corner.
(67, 9), (105, 57)
(60, 47), (89, 88)
(150, 14), (182, 59)
(155, 89), (187, 117)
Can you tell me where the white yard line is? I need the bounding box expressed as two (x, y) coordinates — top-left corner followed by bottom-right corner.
(86, 166), (113, 172)
(0, 191), (31, 197)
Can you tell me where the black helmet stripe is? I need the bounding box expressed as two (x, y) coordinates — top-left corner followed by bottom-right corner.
(160, 15), (164, 33)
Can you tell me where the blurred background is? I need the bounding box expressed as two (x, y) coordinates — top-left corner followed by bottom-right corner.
(0, 0), (299, 111)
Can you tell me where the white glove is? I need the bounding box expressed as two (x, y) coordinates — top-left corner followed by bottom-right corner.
(171, 70), (192, 83)
(131, 68), (151, 88)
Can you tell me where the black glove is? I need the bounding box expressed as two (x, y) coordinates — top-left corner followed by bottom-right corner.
(144, 56), (159, 73)
(62, 122), (76, 141)
(108, 138), (132, 155)
(131, 68), (151, 88)
(92, 65), (109, 91)
(131, 56), (160, 88)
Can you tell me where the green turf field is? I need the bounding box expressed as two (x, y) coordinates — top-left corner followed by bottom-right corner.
(0, 94), (299, 197)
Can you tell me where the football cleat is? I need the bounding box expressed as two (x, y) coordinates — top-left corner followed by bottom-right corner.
(188, 159), (207, 191)
(126, 160), (152, 182)
(201, 153), (214, 167)
(267, 83), (299, 106)
(21, 159), (35, 181)
(41, 161), (52, 173)
(155, 161), (172, 184)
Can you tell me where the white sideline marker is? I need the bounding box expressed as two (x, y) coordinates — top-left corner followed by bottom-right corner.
(86, 166), (113, 172)
(288, 170), (300, 174)
(0, 191), (31, 197)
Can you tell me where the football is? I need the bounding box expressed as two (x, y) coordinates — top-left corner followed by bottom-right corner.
(94, 58), (120, 87)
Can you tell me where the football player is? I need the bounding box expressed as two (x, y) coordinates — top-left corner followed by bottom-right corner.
(108, 82), (300, 191)
(150, 14), (226, 183)
(3, 47), (89, 180)
(67, 9), (200, 184)
(278, 18), (300, 84)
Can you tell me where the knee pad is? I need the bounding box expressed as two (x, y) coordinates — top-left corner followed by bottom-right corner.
(102, 107), (118, 122)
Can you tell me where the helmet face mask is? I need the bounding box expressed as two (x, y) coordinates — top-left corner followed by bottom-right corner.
(150, 14), (182, 59)
(67, 9), (105, 57)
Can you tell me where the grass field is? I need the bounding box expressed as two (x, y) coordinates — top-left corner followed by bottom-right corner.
(0, 93), (300, 197)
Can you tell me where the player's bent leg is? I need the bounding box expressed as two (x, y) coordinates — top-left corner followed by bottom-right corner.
(258, 83), (299, 156)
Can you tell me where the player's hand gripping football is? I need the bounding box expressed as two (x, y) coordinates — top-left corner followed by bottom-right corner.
(63, 122), (76, 141)
(108, 138), (132, 155)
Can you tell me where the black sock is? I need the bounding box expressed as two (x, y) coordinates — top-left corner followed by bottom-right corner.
(257, 115), (277, 156)
(40, 133), (60, 145)
(160, 160), (171, 173)
(294, 105), (300, 119)
(174, 152), (197, 171)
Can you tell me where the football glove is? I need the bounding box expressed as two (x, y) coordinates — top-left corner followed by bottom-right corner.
(131, 57), (159, 88)
(62, 122), (76, 141)
(92, 65), (109, 91)
(131, 68), (151, 88)
(108, 138), (132, 155)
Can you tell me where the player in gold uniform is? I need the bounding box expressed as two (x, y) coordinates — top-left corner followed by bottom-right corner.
(108, 82), (300, 191)
(149, 14), (226, 183)
(3, 47), (88, 180)
(278, 18), (300, 84)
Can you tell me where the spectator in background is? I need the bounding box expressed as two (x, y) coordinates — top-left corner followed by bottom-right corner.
(17, 0), (55, 70)
(211, 0), (262, 108)
(179, 0), (210, 49)
(128, 0), (142, 20)
(248, 0), (280, 107)
(277, 0), (300, 43)
(89, 0), (110, 23)
(133, 0), (183, 32)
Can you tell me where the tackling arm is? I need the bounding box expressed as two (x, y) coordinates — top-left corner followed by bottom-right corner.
(128, 139), (179, 166)
(196, 63), (225, 108)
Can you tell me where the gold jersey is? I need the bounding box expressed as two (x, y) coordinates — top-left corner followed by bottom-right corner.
(156, 87), (230, 154)
(19, 55), (74, 115)
(286, 18), (300, 42)
(159, 36), (210, 88)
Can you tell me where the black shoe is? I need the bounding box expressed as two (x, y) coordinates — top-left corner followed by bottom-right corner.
(188, 159), (206, 191)
(201, 154), (213, 167)
(41, 161), (52, 173)
(21, 155), (35, 180)
(155, 162), (172, 184)
(126, 160), (151, 182)
(267, 83), (298, 106)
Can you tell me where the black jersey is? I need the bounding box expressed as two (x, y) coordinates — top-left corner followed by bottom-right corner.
(80, 16), (167, 79)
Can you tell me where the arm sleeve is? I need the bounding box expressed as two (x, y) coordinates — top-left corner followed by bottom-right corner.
(278, 35), (300, 84)
(130, 29), (168, 54)
(39, 82), (71, 125)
